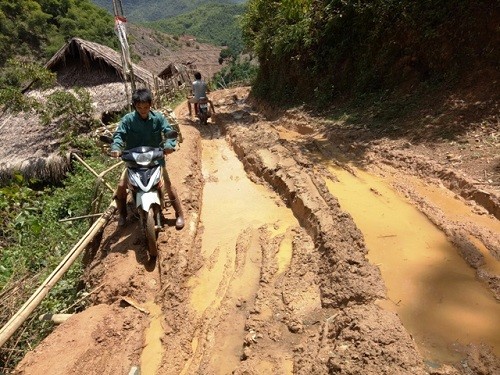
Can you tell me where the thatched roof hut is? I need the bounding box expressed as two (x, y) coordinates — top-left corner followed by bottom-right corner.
(157, 62), (195, 96)
(158, 62), (181, 80)
(46, 37), (158, 87)
(158, 62), (193, 82)
(0, 37), (162, 185)
(45, 37), (164, 113)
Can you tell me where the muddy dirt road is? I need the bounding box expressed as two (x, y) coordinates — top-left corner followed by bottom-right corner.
(14, 87), (499, 374)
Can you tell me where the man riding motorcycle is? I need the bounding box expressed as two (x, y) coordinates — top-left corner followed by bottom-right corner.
(110, 88), (185, 230)
(187, 71), (215, 117)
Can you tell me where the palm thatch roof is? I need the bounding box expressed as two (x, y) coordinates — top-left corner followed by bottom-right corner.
(46, 37), (160, 88)
(0, 109), (69, 185)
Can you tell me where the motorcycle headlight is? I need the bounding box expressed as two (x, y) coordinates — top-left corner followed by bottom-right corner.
(132, 151), (154, 166)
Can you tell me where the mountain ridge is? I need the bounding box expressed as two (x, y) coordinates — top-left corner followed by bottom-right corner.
(144, 3), (244, 52)
(92, 0), (246, 22)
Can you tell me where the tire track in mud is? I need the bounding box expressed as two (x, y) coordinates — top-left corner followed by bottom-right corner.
(318, 157), (500, 363)
(224, 90), (500, 373)
(169, 133), (304, 374)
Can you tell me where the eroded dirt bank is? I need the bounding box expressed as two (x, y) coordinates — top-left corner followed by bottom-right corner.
(14, 87), (499, 375)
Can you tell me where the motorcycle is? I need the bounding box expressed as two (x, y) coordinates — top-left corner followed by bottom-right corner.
(120, 145), (167, 257)
(196, 97), (211, 125)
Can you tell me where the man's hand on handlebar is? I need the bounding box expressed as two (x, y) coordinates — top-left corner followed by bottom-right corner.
(110, 150), (122, 158)
(163, 148), (174, 155)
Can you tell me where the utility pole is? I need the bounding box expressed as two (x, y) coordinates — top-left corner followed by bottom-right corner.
(112, 0), (136, 108)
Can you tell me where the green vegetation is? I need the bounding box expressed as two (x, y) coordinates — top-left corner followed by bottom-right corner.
(0, 59), (56, 112)
(0, 0), (118, 69)
(0, 140), (118, 372)
(241, 0), (498, 105)
(145, 3), (246, 54)
(212, 57), (258, 88)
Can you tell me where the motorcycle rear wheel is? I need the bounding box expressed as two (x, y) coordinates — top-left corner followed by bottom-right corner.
(145, 207), (158, 257)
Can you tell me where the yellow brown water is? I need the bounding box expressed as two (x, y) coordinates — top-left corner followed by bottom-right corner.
(140, 301), (164, 375)
(324, 162), (500, 364)
(186, 139), (297, 373)
(406, 173), (500, 274)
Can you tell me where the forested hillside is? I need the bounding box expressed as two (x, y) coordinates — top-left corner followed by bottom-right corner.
(0, 0), (247, 85)
(92, 0), (246, 22)
(145, 3), (245, 53)
(0, 0), (117, 67)
(242, 0), (499, 104)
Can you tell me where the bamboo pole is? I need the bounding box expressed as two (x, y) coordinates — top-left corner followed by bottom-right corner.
(90, 160), (123, 216)
(59, 213), (104, 222)
(100, 160), (123, 177)
(0, 202), (117, 348)
(72, 153), (117, 193)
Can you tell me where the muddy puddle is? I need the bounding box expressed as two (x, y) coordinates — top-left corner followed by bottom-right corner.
(184, 136), (299, 373)
(323, 160), (500, 364)
(406, 173), (500, 275)
(141, 301), (164, 374)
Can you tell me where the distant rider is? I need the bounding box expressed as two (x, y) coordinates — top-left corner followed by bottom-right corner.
(111, 88), (185, 230)
(187, 71), (215, 116)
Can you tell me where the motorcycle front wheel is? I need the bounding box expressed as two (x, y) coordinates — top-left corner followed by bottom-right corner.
(199, 112), (208, 125)
(145, 207), (158, 257)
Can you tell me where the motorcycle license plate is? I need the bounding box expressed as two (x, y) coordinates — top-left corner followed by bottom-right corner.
(200, 103), (208, 109)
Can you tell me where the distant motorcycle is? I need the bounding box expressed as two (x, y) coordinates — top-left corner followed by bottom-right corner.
(120, 146), (166, 257)
(196, 97), (211, 125)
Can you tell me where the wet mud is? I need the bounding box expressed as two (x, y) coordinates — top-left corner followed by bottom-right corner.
(13, 87), (499, 375)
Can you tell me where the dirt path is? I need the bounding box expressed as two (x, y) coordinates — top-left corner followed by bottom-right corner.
(13, 87), (499, 375)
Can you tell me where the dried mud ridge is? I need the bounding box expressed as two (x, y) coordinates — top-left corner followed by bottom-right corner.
(14, 88), (499, 375)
